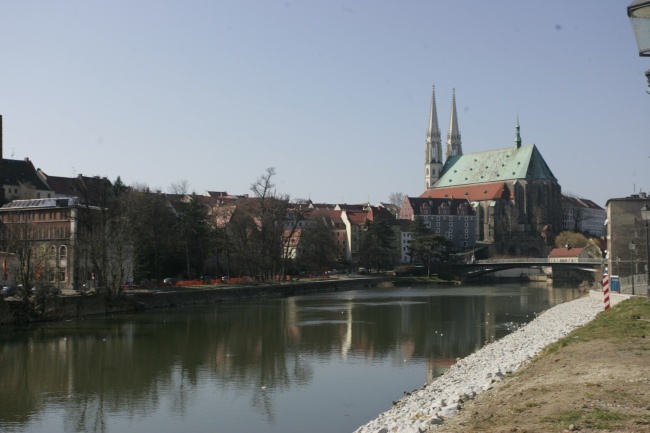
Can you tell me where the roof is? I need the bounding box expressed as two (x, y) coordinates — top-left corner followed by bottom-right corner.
(2, 158), (51, 191)
(433, 144), (556, 188)
(420, 182), (510, 201)
(548, 247), (585, 258)
(38, 171), (113, 204)
(367, 205), (397, 223)
(1, 197), (77, 209)
(345, 210), (369, 225)
(562, 195), (604, 210)
(204, 191), (228, 197)
(336, 203), (368, 211)
(405, 197), (475, 216)
(308, 202), (337, 210)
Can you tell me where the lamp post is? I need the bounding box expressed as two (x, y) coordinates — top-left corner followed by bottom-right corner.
(641, 203), (650, 299)
(628, 0), (650, 92)
(629, 240), (636, 294)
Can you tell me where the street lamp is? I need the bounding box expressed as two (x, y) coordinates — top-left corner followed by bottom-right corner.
(641, 203), (650, 299)
(628, 0), (650, 91)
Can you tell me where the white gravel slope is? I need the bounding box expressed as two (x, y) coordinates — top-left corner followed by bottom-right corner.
(353, 296), (603, 433)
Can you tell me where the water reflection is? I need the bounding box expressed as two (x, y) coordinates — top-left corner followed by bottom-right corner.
(0, 283), (580, 433)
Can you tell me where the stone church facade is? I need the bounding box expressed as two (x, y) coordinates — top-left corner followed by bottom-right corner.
(419, 86), (562, 255)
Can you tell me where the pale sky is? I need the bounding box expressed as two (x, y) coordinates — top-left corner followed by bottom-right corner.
(1, 1), (648, 207)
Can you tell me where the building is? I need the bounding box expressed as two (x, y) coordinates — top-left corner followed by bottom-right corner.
(605, 193), (650, 294)
(561, 194), (606, 237)
(0, 198), (78, 290)
(419, 87), (562, 254)
(399, 196), (477, 250)
(548, 246), (590, 263)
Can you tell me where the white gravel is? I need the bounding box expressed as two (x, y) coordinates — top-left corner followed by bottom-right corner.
(353, 295), (603, 433)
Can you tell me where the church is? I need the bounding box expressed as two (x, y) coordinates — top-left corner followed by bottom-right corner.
(419, 86), (562, 255)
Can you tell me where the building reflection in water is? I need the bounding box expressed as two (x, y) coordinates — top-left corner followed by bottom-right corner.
(0, 283), (580, 433)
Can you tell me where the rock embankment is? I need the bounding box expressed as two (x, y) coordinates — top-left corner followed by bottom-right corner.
(354, 296), (603, 433)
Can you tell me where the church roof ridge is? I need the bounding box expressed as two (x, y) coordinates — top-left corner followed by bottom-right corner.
(434, 143), (556, 187)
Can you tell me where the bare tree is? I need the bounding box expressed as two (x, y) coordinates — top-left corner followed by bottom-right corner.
(530, 204), (547, 234)
(388, 192), (405, 208)
(500, 202), (520, 237)
(561, 194), (588, 233)
(74, 177), (132, 295)
(1, 214), (57, 304)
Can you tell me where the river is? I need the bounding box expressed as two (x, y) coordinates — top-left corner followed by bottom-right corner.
(0, 282), (581, 433)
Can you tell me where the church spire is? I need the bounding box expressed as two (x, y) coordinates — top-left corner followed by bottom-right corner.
(515, 115), (522, 149)
(446, 89), (462, 158)
(425, 85), (442, 164)
(424, 85), (444, 190)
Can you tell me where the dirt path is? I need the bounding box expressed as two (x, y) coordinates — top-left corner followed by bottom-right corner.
(431, 300), (650, 433)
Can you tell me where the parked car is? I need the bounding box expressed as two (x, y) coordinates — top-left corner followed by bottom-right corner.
(31, 284), (62, 296)
(1, 285), (17, 297)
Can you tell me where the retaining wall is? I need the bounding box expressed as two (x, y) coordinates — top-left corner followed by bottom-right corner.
(0, 277), (385, 325)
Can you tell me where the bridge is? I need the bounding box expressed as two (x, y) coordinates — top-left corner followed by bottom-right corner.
(454, 258), (604, 280)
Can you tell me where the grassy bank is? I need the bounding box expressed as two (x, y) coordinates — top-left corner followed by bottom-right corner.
(434, 296), (650, 432)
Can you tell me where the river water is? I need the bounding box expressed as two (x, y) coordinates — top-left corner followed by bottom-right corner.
(0, 282), (581, 433)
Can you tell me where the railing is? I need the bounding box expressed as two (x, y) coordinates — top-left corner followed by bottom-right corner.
(618, 274), (649, 296)
(476, 258), (603, 265)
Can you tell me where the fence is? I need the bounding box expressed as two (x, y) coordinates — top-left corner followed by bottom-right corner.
(618, 274), (649, 295)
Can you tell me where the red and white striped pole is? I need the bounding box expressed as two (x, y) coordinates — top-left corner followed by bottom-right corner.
(603, 268), (610, 310)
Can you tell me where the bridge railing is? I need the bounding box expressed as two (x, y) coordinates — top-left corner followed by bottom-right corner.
(475, 258), (603, 265)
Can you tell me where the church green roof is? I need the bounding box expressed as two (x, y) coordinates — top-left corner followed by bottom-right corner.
(433, 144), (556, 188)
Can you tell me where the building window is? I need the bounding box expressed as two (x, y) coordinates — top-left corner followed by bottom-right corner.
(59, 245), (67, 264)
(435, 228), (440, 234)
(449, 222), (453, 227)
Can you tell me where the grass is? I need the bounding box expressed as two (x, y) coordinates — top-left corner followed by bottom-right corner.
(544, 408), (627, 430)
(541, 297), (650, 357)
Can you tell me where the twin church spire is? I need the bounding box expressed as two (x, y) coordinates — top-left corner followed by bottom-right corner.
(424, 86), (462, 189)
(423, 85), (524, 190)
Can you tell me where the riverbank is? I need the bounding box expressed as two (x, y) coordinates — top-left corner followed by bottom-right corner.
(0, 276), (388, 324)
(354, 291), (648, 433)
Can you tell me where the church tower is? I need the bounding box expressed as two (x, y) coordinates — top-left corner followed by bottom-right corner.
(445, 89), (462, 158)
(424, 86), (443, 189)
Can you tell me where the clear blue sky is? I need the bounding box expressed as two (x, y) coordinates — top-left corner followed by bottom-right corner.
(1, 1), (648, 207)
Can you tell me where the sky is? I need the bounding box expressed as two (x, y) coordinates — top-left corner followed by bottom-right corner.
(0, 1), (648, 208)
